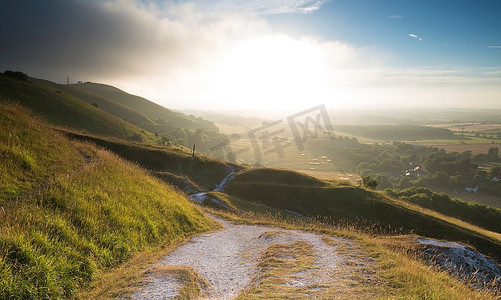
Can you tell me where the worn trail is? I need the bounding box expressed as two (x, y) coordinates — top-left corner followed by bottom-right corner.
(131, 214), (376, 299)
(131, 166), (376, 299)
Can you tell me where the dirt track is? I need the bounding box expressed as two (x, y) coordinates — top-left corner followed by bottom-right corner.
(131, 214), (376, 299)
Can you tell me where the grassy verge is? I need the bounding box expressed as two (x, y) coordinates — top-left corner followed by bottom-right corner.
(151, 266), (208, 300)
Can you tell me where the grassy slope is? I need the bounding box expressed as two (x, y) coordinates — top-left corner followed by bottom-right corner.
(386, 187), (501, 234)
(0, 74), (154, 142)
(225, 168), (501, 262)
(65, 82), (218, 132)
(62, 131), (231, 190)
(0, 104), (213, 299)
(39, 80), (157, 127)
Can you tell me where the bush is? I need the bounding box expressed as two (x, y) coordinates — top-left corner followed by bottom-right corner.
(3, 70), (28, 81)
(361, 175), (378, 189)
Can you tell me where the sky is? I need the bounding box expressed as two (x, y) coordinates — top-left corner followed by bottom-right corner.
(1, 0), (500, 111)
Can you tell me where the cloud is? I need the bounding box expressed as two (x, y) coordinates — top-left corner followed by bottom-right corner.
(0, 0), (269, 81)
(487, 45), (501, 49)
(387, 15), (402, 19)
(0, 0), (499, 110)
(408, 33), (423, 41)
(187, 0), (330, 15)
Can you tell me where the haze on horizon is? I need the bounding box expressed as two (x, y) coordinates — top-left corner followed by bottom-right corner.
(1, 0), (500, 112)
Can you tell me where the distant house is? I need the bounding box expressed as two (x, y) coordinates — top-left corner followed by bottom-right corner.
(465, 186), (479, 193)
(404, 166), (425, 178)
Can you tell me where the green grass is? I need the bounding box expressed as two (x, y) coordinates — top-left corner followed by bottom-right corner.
(0, 104), (213, 299)
(0, 74), (156, 143)
(386, 187), (501, 234)
(63, 82), (218, 132)
(0, 104), (84, 200)
(62, 130), (232, 190)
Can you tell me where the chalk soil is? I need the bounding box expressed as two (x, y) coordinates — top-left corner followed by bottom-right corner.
(131, 215), (377, 299)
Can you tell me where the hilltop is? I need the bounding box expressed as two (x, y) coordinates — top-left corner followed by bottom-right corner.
(0, 72), (155, 142)
(0, 72), (227, 151)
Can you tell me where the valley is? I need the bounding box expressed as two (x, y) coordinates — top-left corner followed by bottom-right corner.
(1, 73), (500, 299)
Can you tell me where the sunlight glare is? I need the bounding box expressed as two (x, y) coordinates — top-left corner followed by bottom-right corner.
(210, 35), (329, 110)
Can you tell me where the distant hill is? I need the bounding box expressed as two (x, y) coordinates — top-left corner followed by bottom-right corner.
(63, 82), (218, 133)
(0, 73), (154, 142)
(0, 71), (227, 152)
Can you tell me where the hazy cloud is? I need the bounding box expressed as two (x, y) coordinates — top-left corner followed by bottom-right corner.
(190, 0), (330, 15)
(408, 33), (423, 41)
(487, 45), (501, 48)
(387, 15), (402, 19)
(0, 0), (499, 110)
(0, 0), (268, 82)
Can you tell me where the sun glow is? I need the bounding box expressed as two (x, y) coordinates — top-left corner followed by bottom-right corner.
(209, 35), (330, 110)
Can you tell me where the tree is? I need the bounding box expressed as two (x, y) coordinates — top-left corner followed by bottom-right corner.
(450, 175), (463, 188)
(4, 70), (28, 81)
(356, 162), (370, 174)
(473, 174), (482, 184)
(360, 176), (378, 189)
(489, 166), (501, 178)
(397, 176), (411, 189)
(433, 171), (450, 187)
(375, 174), (393, 189)
(487, 147), (499, 161)
(462, 150), (472, 160)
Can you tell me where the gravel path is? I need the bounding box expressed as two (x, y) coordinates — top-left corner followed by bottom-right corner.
(131, 215), (374, 299)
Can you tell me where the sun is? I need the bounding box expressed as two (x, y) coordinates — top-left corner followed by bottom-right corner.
(209, 35), (328, 110)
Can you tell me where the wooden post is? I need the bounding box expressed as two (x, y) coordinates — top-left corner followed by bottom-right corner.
(192, 144), (196, 158)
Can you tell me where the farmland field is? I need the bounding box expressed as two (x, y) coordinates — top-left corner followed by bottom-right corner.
(427, 123), (501, 133)
(419, 143), (501, 155)
(423, 186), (501, 209)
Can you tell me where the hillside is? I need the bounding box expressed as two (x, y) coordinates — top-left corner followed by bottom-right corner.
(62, 130), (233, 191)
(63, 82), (218, 132)
(0, 73), (154, 142)
(0, 104), (214, 299)
(0, 72), (228, 153)
(56, 81), (227, 151)
(224, 168), (501, 262)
